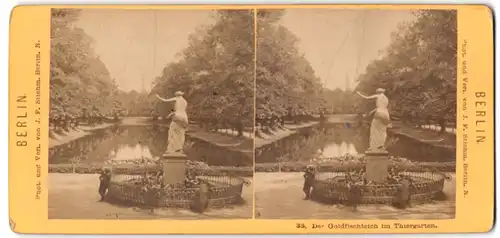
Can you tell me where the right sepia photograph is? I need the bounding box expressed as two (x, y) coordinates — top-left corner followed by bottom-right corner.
(254, 8), (457, 219)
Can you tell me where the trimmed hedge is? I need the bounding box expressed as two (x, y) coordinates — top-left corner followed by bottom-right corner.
(254, 161), (456, 173)
(49, 160), (455, 177)
(48, 163), (254, 177)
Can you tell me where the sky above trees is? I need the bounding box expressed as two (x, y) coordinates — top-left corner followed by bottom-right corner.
(74, 8), (414, 92)
(75, 9), (214, 92)
(279, 9), (415, 91)
(51, 8), (456, 130)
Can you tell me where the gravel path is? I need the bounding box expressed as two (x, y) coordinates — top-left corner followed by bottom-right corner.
(49, 172), (455, 220)
(48, 173), (253, 219)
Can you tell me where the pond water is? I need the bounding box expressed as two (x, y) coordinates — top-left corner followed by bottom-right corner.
(256, 124), (367, 163)
(50, 122), (454, 166)
(255, 123), (453, 163)
(49, 125), (251, 166)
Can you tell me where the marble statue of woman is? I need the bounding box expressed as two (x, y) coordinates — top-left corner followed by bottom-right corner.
(156, 91), (189, 153)
(356, 88), (391, 151)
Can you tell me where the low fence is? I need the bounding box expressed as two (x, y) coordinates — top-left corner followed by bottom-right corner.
(106, 174), (245, 209)
(311, 171), (446, 205)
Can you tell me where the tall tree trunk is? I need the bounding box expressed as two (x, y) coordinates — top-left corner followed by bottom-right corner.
(439, 118), (446, 134)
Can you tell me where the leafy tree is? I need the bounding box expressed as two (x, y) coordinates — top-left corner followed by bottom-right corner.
(50, 9), (125, 129)
(320, 88), (361, 114)
(256, 10), (324, 126)
(115, 90), (155, 117)
(151, 10), (254, 136)
(355, 10), (457, 133)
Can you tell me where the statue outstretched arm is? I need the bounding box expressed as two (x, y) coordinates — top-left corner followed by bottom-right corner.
(356, 91), (378, 99)
(156, 94), (176, 102)
(166, 111), (175, 119)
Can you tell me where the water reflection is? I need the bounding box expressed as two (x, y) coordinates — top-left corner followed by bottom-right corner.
(255, 125), (369, 163)
(49, 125), (252, 166)
(109, 144), (153, 160)
(321, 141), (359, 157)
(256, 123), (454, 163)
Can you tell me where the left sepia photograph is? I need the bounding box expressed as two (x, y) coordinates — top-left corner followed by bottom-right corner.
(48, 8), (255, 219)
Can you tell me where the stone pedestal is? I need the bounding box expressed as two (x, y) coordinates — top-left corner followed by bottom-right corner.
(161, 152), (187, 185)
(365, 149), (389, 183)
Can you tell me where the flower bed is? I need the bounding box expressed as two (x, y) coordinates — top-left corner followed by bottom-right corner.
(49, 159), (253, 177)
(255, 155), (456, 173)
(255, 162), (455, 173)
(49, 155), (455, 176)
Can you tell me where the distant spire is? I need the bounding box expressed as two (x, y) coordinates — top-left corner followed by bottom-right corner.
(345, 73), (351, 92)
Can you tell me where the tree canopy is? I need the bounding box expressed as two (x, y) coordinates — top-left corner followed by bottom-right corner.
(255, 9), (457, 131)
(355, 10), (457, 124)
(151, 10), (255, 132)
(50, 9), (457, 133)
(256, 10), (324, 119)
(50, 9), (124, 121)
